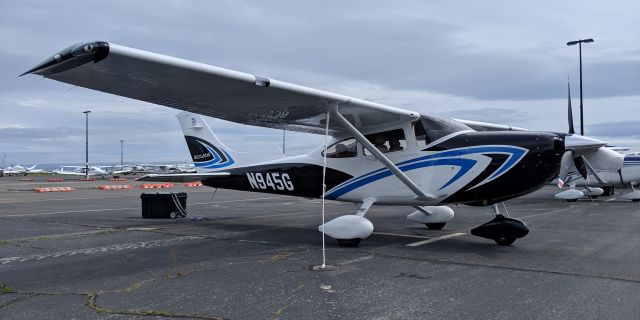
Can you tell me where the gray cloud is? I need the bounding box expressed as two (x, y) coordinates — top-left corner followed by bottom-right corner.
(586, 121), (640, 137)
(1, 0), (639, 163)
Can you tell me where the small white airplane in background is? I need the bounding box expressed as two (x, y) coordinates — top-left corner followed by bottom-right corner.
(24, 41), (609, 246)
(136, 163), (196, 174)
(551, 83), (640, 202)
(2, 164), (44, 176)
(52, 165), (107, 177)
(98, 165), (135, 175)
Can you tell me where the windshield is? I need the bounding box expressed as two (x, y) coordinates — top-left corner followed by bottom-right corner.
(416, 115), (472, 145)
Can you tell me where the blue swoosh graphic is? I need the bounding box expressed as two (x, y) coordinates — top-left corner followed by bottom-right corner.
(194, 142), (235, 169)
(325, 145), (527, 199)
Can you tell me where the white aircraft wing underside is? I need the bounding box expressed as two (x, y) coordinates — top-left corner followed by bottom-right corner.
(24, 41), (420, 135)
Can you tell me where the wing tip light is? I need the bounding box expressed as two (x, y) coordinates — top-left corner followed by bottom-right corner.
(20, 41), (110, 77)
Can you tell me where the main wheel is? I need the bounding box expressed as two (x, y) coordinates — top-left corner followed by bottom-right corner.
(632, 199), (640, 203)
(336, 238), (361, 247)
(494, 237), (516, 246)
(169, 211), (177, 219)
(425, 223), (446, 230)
(602, 186), (615, 196)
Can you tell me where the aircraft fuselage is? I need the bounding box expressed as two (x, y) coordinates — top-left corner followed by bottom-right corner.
(202, 131), (564, 206)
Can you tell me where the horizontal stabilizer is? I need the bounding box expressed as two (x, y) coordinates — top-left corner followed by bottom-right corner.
(137, 172), (230, 183)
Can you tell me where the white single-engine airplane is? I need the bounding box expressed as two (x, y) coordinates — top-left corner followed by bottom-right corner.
(24, 41), (605, 246)
(552, 84), (640, 202)
(52, 165), (107, 177)
(2, 164), (43, 176)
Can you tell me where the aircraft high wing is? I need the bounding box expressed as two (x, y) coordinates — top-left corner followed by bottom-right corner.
(22, 41), (418, 135)
(24, 41), (569, 247)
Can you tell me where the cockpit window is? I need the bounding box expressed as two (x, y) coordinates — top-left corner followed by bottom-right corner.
(323, 138), (357, 158)
(415, 115), (471, 146)
(363, 129), (406, 156)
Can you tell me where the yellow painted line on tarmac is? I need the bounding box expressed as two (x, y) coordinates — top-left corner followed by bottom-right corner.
(406, 232), (466, 247)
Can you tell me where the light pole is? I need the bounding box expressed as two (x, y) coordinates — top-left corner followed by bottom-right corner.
(566, 38), (594, 135)
(83, 110), (91, 179)
(120, 139), (124, 165)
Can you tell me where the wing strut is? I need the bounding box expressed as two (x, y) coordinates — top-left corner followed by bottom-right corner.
(331, 106), (435, 201)
(580, 155), (605, 184)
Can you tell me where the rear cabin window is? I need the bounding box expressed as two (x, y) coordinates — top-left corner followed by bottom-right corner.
(414, 116), (472, 147)
(363, 129), (406, 156)
(323, 138), (357, 158)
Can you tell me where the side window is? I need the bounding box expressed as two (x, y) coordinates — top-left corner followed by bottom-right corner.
(414, 121), (430, 149)
(323, 138), (357, 158)
(363, 129), (406, 156)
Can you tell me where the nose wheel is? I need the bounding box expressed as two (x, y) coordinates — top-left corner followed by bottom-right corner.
(336, 238), (362, 247)
(425, 223), (446, 230)
(493, 236), (516, 246)
(471, 204), (529, 246)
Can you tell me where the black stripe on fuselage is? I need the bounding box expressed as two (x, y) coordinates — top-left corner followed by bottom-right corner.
(202, 163), (352, 198)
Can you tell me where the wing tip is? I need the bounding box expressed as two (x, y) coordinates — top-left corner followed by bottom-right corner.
(20, 41), (110, 77)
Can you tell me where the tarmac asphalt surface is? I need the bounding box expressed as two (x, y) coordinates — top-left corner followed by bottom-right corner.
(0, 176), (639, 319)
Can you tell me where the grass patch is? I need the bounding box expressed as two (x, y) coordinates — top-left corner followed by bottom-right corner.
(0, 285), (16, 294)
(86, 292), (111, 313)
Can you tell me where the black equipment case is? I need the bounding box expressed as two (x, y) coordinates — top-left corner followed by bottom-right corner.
(140, 192), (188, 219)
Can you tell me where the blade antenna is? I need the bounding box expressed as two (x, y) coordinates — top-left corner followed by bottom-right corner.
(320, 111), (330, 269)
(567, 78), (575, 135)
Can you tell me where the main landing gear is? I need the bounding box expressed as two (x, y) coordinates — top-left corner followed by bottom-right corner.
(319, 198), (375, 247)
(470, 204), (529, 246)
(621, 184), (640, 202)
(406, 205), (454, 230)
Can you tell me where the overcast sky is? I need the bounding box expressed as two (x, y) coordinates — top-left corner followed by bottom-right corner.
(1, 0), (638, 166)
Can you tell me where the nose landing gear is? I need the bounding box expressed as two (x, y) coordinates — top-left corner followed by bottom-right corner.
(471, 204), (529, 246)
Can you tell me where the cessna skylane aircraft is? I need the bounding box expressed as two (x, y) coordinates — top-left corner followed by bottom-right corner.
(25, 41), (599, 246)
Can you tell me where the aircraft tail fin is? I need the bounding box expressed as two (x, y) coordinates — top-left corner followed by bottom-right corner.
(177, 112), (241, 171)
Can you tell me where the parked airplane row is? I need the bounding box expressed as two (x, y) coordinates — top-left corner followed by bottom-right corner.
(22, 41), (638, 247)
(0, 163), (196, 177)
(0, 164), (43, 176)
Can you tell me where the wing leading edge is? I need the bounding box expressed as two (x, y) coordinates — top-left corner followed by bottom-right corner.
(23, 41), (419, 135)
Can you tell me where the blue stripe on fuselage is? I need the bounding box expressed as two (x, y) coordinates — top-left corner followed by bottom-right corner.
(325, 158), (476, 200)
(325, 145), (526, 200)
